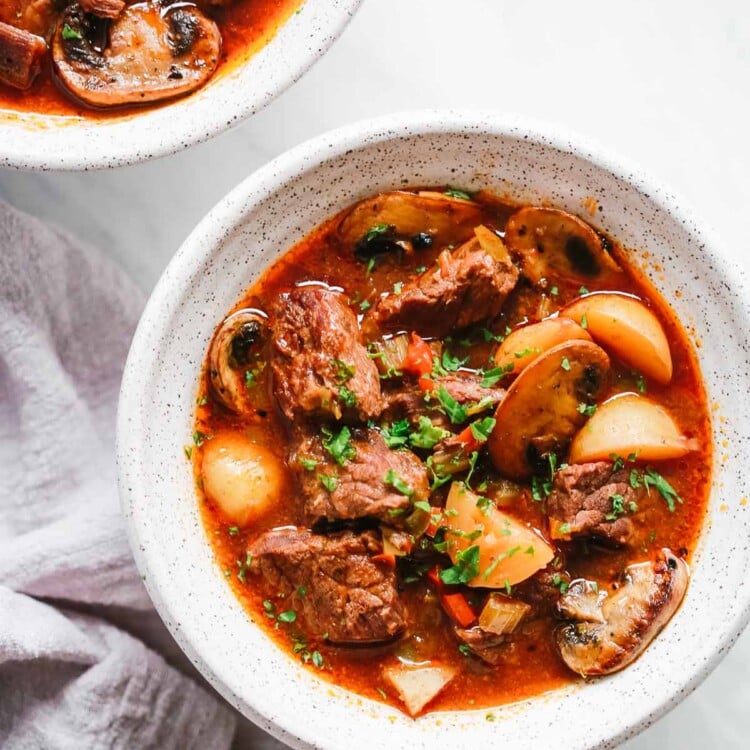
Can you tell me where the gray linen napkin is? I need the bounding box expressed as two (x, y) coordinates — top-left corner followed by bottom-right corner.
(0, 201), (236, 749)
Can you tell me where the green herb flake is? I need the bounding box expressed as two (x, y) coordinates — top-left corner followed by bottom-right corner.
(381, 418), (411, 449)
(409, 416), (451, 450)
(359, 299), (371, 311)
(635, 372), (647, 393)
(322, 425), (356, 465)
(445, 187), (473, 201)
(577, 402), (597, 416)
(469, 416), (496, 443)
(365, 223), (392, 242)
(439, 545), (481, 585)
(436, 385), (468, 424)
(384, 469), (414, 497)
(338, 385), (357, 408)
(318, 473), (338, 493)
(413, 500), (432, 513)
(183, 445), (193, 460)
(580, 313), (588, 330)
(480, 363), (513, 387)
(330, 359), (355, 383)
(192, 430), (208, 446)
(299, 457), (318, 472)
(458, 643), (472, 657)
(61, 23), (82, 40)
(579, 286), (590, 295)
(558, 522), (571, 534)
(604, 493), (627, 521)
(549, 286), (559, 296)
(228, 526), (240, 536)
(441, 350), (468, 372)
(277, 610), (297, 623)
(561, 356), (571, 371)
(643, 468), (682, 512)
(365, 257), (376, 277)
(311, 650), (325, 669)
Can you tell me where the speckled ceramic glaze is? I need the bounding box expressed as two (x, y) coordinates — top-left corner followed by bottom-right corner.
(118, 112), (750, 749)
(0, 0), (361, 171)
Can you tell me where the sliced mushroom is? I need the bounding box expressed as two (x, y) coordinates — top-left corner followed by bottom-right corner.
(52, 3), (221, 108)
(338, 190), (485, 257)
(208, 309), (269, 415)
(557, 579), (607, 624)
(504, 207), (621, 285)
(487, 340), (610, 479)
(556, 549), (689, 676)
(79, 0), (125, 20)
(0, 21), (47, 90)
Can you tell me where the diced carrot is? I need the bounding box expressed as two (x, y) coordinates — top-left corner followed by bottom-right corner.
(427, 565), (443, 589)
(440, 592), (477, 628)
(418, 375), (436, 392)
(401, 333), (433, 377)
(454, 425), (480, 453)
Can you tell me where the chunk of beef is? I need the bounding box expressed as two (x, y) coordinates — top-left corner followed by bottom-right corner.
(381, 374), (505, 430)
(547, 462), (639, 546)
(514, 568), (570, 615)
(454, 626), (507, 665)
(292, 427), (429, 526)
(249, 528), (405, 644)
(79, 0), (125, 18)
(271, 286), (381, 422)
(368, 238), (519, 337)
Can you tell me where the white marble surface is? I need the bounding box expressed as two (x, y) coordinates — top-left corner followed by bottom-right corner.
(1, 0), (749, 747)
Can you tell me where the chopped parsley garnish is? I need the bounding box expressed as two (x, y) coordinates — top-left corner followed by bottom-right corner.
(444, 187), (473, 201)
(469, 416), (496, 442)
(277, 610), (297, 623)
(577, 402), (597, 416)
(318, 473), (338, 492)
(61, 23), (82, 40)
(579, 286), (590, 295)
(531, 453), (558, 501)
(580, 313), (588, 330)
(439, 545), (481, 585)
(558, 523), (571, 535)
(393, 281), (403, 295)
(299, 457), (318, 471)
(604, 493), (627, 521)
(610, 453), (625, 471)
(426, 455), (453, 491)
(183, 445), (193, 460)
(634, 371), (647, 393)
(384, 469), (414, 497)
(458, 643), (472, 656)
(561, 356), (571, 371)
(629, 468), (641, 488)
(338, 385), (357, 408)
(480, 364), (513, 387)
(192, 430), (208, 446)
(643, 468), (682, 512)
(365, 223), (392, 242)
(311, 650), (325, 669)
(415, 265), (427, 273)
(481, 327), (505, 343)
(228, 526), (240, 536)
(515, 347), (542, 359)
(441, 350), (468, 372)
(409, 416), (451, 449)
(297, 585), (307, 597)
(436, 386), (468, 424)
(263, 599), (276, 617)
(322, 425), (356, 465)
(476, 495), (495, 516)
(382, 418), (410, 448)
(365, 257), (376, 277)
(413, 500), (432, 513)
(236, 552), (252, 583)
(551, 574), (569, 594)
(359, 299), (371, 311)
(330, 359), (355, 383)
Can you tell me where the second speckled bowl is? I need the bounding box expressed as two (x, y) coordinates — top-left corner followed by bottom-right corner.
(117, 112), (750, 749)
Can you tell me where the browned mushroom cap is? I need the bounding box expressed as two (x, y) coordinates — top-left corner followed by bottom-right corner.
(338, 191), (485, 256)
(209, 309), (269, 415)
(556, 549), (689, 676)
(487, 339), (610, 479)
(52, 3), (221, 108)
(505, 207), (621, 285)
(0, 21), (47, 90)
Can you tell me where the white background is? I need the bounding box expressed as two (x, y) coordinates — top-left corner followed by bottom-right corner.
(1, 0), (748, 747)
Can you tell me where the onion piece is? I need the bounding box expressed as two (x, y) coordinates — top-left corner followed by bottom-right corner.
(382, 664), (456, 717)
(478, 593), (531, 635)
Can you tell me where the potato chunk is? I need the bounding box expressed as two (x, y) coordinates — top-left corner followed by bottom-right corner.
(561, 292), (673, 384)
(201, 430), (285, 526)
(568, 393), (697, 463)
(382, 664), (456, 716)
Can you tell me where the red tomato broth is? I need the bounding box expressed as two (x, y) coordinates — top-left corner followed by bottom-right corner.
(0, 0), (301, 117)
(192, 189), (712, 714)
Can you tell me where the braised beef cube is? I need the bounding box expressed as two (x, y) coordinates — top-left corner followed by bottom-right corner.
(249, 528), (405, 644)
(271, 287), (381, 422)
(292, 427), (429, 526)
(369, 239), (519, 337)
(454, 626), (507, 665)
(547, 462), (640, 546)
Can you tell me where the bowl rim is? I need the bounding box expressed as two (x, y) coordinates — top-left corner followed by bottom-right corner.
(0, 0), (363, 171)
(118, 109), (750, 749)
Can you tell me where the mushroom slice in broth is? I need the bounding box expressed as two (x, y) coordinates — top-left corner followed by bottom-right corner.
(208, 309), (269, 415)
(52, 2), (221, 108)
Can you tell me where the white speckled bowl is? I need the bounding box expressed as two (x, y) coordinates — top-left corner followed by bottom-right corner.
(0, 0), (361, 170)
(118, 112), (750, 749)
